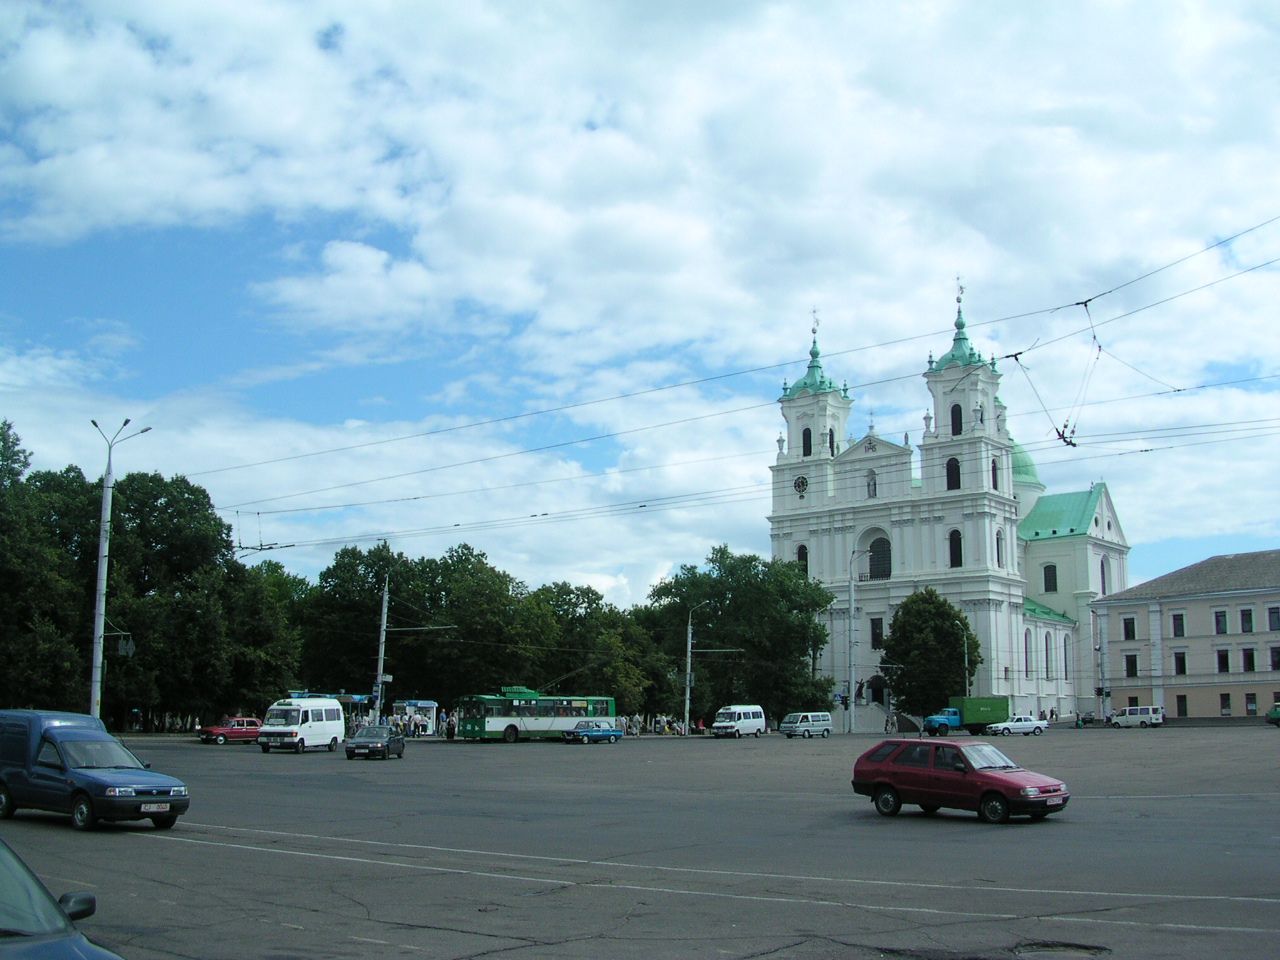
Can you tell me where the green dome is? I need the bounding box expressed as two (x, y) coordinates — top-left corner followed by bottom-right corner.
(1011, 440), (1040, 485)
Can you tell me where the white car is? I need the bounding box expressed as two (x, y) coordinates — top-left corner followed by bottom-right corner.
(986, 715), (1048, 736)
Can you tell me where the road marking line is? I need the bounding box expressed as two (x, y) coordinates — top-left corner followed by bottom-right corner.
(176, 821), (1280, 906)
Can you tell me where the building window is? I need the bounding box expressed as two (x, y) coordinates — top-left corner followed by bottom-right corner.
(796, 545), (808, 578)
(1246, 693), (1258, 716)
(1100, 558), (1108, 597)
(946, 457), (961, 490)
(1217, 649), (1230, 673)
(1220, 693), (1232, 716)
(1272, 646), (1280, 671)
(802, 428), (812, 458)
(868, 537), (892, 580)
(1122, 617), (1136, 641)
(1125, 654), (1139, 678)
(828, 428), (835, 456)
(1045, 633), (1053, 680)
(991, 458), (999, 490)
(866, 469), (877, 498)
(1172, 613), (1185, 638)
(1241, 609), (1254, 633)
(870, 617), (884, 650)
(948, 530), (962, 568)
(1128, 696), (1139, 708)
(1214, 610), (1228, 635)
(1270, 606), (1280, 631)
(1174, 651), (1187, 675)
(1043, 564), (1058, 593)
(1175, 694), (1188, 718)
(1063, 636), (1070, 680)
(1243, 648), (1256, 672)
(1024, 629), (1032, 679)
(950, 403), (963, 436)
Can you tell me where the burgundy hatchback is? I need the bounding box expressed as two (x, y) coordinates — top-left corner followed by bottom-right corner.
(852, 738), (1069, 823)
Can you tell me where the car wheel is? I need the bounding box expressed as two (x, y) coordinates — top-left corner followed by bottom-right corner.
(261, 744), (271, 753)
(802, 729), (812, 739)
(215, 734), (227, 745)
(1111, 721), (1121, 728)
(71, 794), (97, 831)
(608, 735), (618, 744)
(295, 739), (305, 754)
(346, 754), (354, 760)
(937, 725), (948, 737)
(0, 782), (14, 819)
(754, 730), (761, 737)
(920, 805), (940, 815)
(786, 733), (793, 739)
(1140, 720), (1148, 728)
(821, 729), (830, 738)
(503, 726), (519, 744)
(151, 815), (178, 830)
(328, 738), (338, 752)
(977, 793), (1010, 824)
(873, 786), (901, 817)
(1003, 728), (1012, 736)
(1033, 727), (1043, 736)
(734, 730), (742, 739)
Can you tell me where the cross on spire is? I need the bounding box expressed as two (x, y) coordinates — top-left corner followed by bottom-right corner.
(811, 306), (820, 337)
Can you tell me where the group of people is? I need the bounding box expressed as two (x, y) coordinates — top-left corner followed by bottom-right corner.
(622, 714), (707, 736)
(348, 711), (459, 739)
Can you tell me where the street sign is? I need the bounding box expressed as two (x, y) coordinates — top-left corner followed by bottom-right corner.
(380, 674), (393, 683)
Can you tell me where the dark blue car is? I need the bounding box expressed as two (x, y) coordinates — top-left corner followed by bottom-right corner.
(0, 710), (190, 831)
(562, 719), (624, 744)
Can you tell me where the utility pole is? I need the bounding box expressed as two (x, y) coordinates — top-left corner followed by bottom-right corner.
(375, 576), (389, 718)
(684, 600), (711, 736)
(89, 419), (150, 719)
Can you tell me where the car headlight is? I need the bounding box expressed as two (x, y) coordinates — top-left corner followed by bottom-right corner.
(105, 787), (135, 797)
(1019, 786), (1041, 797)
(170, 786), (188, 797)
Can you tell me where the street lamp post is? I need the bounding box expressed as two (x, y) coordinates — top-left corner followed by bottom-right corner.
(684, 600), (711, 737)
(89, 419), (151, 719)
(955, 620), (969, 696)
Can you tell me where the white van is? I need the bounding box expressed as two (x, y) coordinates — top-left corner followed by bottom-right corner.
(711, 705), (767, 738)
(1111, 705), (1164, 728)
(779, 711), (833, 739)
(258, 697), (346, 753)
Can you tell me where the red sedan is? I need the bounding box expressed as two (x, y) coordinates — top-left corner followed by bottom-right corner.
(852, 738), (1069, 823)
(198, 716), (263, 745)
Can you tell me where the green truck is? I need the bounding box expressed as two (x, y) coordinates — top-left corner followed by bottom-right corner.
(922, 696), (1010, 736)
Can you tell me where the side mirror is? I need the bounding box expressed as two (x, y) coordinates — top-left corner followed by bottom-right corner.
(58, 891), (96, 921)
(143, 761), (152, 769)
(954, 761), (967, 773)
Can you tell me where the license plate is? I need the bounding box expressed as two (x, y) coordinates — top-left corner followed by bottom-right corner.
(140, 803), (170, 813)
(354, 748), (368, 753)
(1046, 796), (1063, 806)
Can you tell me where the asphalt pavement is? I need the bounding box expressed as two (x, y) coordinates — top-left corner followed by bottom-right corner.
(2, 724), (1277, 960)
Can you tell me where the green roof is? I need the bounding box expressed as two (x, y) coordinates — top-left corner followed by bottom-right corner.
(783, 337), (844, 399)
(1023, 597), (1076, 625)
(1011, 440), (1041, 485)
(1018, 486), (1106, 541)
(928, 307), (986, 371)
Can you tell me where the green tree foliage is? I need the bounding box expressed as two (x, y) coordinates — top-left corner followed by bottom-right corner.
(641, 545), (836, 724)
(880, 587), (982, 718)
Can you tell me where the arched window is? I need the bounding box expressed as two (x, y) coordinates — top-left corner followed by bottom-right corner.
(796, 545), (808, 578)
(1045, 632), (1053, 680)
(950, 403), (963, 436)
(828, 428), (835, 456)
(869, 537), (891, 580)
(1024, 629), (1032, 678)
(995, 530), (1005, 568)
(946, 457), (961, 490)
(802, 428), (812, 457)
(991, 458), (999, 490)
(866, 469), (878, 498)
(948, 529), (962, 568)
(1043, 564), (1058, 593)
(1100, 557), (1109, 596)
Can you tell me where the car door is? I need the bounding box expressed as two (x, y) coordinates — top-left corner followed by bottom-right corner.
(929, 744), (982, 810)
(888, 742), (933, 802)
(28, 739), (72, 812)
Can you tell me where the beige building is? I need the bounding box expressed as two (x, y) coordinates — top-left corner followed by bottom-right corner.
(1090, 550), (1280, 720)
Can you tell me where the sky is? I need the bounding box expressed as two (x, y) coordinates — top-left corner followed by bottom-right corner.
(2, 1), (1279, 608)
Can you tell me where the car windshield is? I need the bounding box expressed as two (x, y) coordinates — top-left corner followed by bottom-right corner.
(264, 708), (299, 726)
(60, 739), (144, 770)
(0, 844), (72, 938)
(353, 727), (389, 740)
(782, 714), (800, 723)
(714, 711), (734, 722)
(961, 743), (1019, 771)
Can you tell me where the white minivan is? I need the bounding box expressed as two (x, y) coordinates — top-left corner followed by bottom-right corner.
(1111, 705), (1164, 728)
(711, 705), (767, 738)
(779, 711), (833, 739)
(258, 697), (346, 753)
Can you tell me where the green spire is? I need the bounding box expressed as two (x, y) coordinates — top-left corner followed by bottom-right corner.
(783, 335), (840, 398)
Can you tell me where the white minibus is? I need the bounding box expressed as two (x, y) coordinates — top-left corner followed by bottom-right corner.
(711, 705), (767, 738)
(258, 697), (346, 753)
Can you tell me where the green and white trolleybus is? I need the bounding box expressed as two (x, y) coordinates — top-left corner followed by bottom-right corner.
(457, 687), (617, 742)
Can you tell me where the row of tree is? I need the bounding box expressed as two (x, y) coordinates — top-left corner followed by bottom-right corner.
(0, 421), (854, 730)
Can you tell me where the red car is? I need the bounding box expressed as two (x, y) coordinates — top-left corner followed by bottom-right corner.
(198, 717), (262, 745)
(852, 738), (1069, 823)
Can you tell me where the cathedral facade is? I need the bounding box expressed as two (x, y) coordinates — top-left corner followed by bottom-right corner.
(768, 303), (1130, 729)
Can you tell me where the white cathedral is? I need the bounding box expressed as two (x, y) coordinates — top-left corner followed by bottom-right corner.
(768, 298), (1130, 730)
